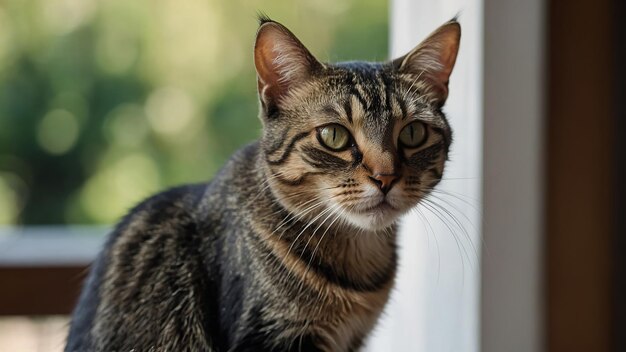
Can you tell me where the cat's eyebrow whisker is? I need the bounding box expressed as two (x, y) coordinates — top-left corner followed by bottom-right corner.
(400, 69), (426, 110)
(403, 71), (421, 98)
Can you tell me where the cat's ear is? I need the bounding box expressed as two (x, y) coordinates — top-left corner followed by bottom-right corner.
(392, 20), (460, 103)
(254, 18), (322, 112)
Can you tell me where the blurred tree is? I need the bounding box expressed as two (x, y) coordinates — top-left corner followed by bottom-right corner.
(0, 0), (388, 225)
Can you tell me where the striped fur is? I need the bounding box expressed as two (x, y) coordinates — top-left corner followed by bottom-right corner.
(66, 18), (460, 351)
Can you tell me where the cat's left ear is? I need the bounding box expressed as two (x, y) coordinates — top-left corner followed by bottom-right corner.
(254, 19), (322, 114)
(392, 20), (460, 103)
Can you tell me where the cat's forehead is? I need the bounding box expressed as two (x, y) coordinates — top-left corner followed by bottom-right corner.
(330, 61), (390, 91)
(317, 62), (443, 127)
(312, 62), (409, 139)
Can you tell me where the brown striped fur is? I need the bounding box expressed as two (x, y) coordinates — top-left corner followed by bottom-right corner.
(66, 17), (460, 351)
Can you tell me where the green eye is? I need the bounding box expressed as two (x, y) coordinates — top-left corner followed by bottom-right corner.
(399, 121), (427, 147)
(318, 124), (350, 150)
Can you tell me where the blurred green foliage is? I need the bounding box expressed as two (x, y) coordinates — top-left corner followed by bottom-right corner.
(0, 0), (388, 225)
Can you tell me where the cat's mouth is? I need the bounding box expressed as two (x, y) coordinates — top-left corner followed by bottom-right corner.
(362, 200), (396, 213)
(341, 198), (402, 230)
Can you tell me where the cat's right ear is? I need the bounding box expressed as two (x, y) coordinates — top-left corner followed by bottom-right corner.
(254, 19), (322, 114)
(392, 19), (461, 104)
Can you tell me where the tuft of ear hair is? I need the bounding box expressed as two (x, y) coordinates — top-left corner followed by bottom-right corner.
(257, 12), (273, 26)
(254, 17), (322, 116)
(392, 19), (461, 104)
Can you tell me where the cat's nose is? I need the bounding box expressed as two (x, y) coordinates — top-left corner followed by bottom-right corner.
(368, 173), (399, 194)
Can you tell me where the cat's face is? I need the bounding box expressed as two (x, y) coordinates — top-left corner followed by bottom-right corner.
(255, 19), (459, 231)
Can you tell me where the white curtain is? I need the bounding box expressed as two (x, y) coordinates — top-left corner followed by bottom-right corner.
(365, 1), (483, 351)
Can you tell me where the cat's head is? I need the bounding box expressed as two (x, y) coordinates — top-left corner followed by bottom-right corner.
(254, 17), (460, 231)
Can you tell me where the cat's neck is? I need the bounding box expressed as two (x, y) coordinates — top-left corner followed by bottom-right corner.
(246, 157), (398, 289)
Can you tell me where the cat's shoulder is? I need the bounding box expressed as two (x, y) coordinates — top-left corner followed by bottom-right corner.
(104, 183), (209, 249)
(125, 183), (207, 224)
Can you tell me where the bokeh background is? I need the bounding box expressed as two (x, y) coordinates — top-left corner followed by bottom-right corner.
(0, 1), (387, 349)
(2, 0), (624, 351)
(0, 0), (388, 226)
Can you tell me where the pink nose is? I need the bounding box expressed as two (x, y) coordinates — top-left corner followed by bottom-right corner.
(369, 173), (398, 194)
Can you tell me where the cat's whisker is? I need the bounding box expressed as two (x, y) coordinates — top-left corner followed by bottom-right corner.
(417, 200), (476, 284)
(425, 193), (480, 234)
(248, 171), (291, 202)
(281, 205), (339, 347)
(274, 200), (327, 242)
(412, 206), (442, 282)
(266, 185), (344, 221)
(417, 202), (468, 286)
(416, 184), (481, 212)
(282, 206), (335, 269)
(272, 191), (349, 243)
(290, 203), (344, 341)
(310, 206), (348, 319)
(423, 198), (479, 266)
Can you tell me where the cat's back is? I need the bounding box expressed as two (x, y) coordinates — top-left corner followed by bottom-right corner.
(66, 143), (262, 351)
(65, 182), (219, 351)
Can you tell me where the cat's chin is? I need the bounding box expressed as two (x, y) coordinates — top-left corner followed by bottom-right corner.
(343, 204), (403, 231)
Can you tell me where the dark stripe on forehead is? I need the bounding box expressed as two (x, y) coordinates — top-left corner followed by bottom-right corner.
(380, 72), (394, 113)
(357, 68), (382, 112)
(343, 99), (353, 124)
(397, 96), (408, 120)
(354, 66), (382, 114)
(266, 131), (310, 165)
(347, 73), (369, 110)
(352, 67), (397, 143)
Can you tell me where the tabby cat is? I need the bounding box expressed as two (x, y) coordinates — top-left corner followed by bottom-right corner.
(66, 17), (460, 352)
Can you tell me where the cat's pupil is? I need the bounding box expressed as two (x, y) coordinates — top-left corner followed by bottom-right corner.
(333, 127), (336, 141)
(410, 124), (414, 140)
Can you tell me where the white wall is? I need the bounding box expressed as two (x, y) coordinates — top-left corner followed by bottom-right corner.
(366, 1), (483, 351)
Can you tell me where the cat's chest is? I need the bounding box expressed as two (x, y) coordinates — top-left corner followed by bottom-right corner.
(274, 281), (394, 351)
(317, 287), (392, 351)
